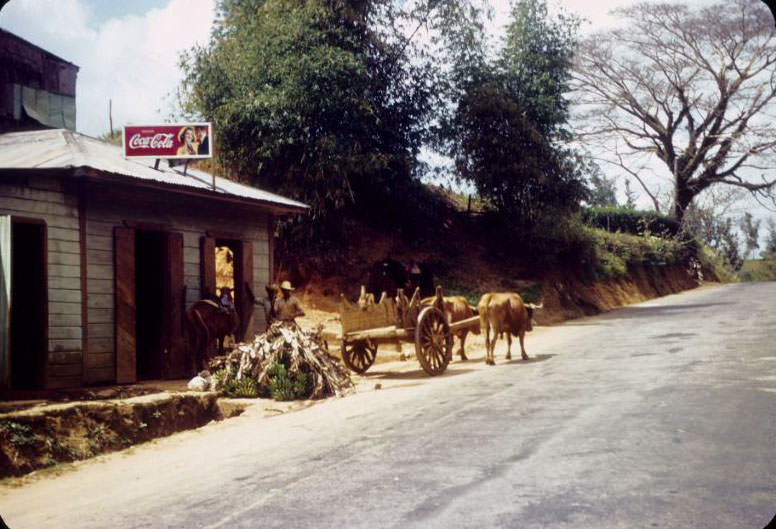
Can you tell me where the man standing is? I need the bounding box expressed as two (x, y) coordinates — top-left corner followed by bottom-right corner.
(274, 281), (305, 323)
(197, 126), (210, 156)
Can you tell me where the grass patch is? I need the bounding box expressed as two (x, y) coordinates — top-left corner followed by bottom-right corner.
(738, 257), (776, 282)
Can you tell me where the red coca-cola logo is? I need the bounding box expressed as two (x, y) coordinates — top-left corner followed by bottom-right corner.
(123, 124), (211, 159)
(128, 133), (174, 150)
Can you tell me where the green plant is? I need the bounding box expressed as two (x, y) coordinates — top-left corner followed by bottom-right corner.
(265, 360), (314, 401)
(90, 423), (109, 442)
(582, 206), (680, 237)
(2, 421), (34, 447)
(229, 377), (261, 399)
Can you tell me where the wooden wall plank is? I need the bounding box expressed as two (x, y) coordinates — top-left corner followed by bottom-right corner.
(114, 226), (135, 384)
(0, 196), (77, 218)
(85, 352), (113, 369)
(50, 339), (81, 352)
(87, 337), (113, 353)
(49, 289), (81, 303)
(87, 308), (113, 325)
(49, 301), (80, 315)
(48, 351), (81, 364)
(49, 327), (82, 340)
(162, 232), (186, 379)
(50, 313), (81, 327)
(46, 375), (82, 389)
(84, 367), (113, 384)
(49, 276), (80, 290)
(49, 264), (81, 278)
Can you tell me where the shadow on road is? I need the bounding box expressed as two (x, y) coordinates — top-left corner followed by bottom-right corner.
(364, 368), (477, 380)
(502, 353), (555, 365)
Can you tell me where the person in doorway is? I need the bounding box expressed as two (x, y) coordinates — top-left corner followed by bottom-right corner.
(274, 280), (304, 323)
(218, 286), (234, 314)
(262, 283), (278, 326)
(197, 126), (209, 156)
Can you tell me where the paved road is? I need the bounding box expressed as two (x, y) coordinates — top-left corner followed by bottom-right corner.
(2, 282), (775, 528)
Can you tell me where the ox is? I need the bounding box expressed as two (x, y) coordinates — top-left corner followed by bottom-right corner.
(421, 295), (479, 360)
(477, 292), (541, 365)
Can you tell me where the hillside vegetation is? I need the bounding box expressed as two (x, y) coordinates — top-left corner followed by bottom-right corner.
(172, 0), (760, 311)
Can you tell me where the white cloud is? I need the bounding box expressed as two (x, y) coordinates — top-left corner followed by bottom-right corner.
(0, 0), (216, 136)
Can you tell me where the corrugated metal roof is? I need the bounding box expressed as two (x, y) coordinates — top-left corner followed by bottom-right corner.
(0, 128), (308, 213)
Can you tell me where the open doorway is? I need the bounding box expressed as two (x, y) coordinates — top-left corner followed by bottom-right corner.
(10, 219), (47, 389)
(215, 241), (236, 306)
(115, 227), (184, 383)
(134, 230), (166, 380)
(200, 235), (253, 341)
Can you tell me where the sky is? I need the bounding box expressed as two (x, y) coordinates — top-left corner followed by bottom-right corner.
(0, 0), (773, 235)
(0, 0), (649, 138)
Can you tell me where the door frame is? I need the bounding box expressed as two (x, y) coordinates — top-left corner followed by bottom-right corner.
(6, 216), (48, 389)
(114, 226), (185, 382)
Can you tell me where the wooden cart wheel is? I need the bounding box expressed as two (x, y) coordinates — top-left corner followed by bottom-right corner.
(341, 339), (377, 374)
(415, 306), (452, 376)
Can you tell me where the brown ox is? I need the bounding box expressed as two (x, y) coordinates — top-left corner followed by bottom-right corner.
(421, 296), (480, 360)
(185, 299), (240, 371)
(477, 292), (541, 365)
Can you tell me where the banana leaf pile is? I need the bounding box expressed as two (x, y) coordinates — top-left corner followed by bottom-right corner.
(208, 321), (353, 399)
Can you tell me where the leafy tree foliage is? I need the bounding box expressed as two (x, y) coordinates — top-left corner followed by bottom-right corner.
(682, 205), (743, 270)
(585, 165), (618, 208)
(740, 212), (761, 260)
(439, 0), (585, 236)
(764, 219), (776, 255)
(178, 0), (434, 238)
(574, 0), (776, 222)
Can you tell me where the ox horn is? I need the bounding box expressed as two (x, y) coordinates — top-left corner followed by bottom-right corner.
(526, 302), (543, 310)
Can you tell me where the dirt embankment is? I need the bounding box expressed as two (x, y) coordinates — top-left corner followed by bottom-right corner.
(0, 393), (245, 478)
(536, 263), (702, 325)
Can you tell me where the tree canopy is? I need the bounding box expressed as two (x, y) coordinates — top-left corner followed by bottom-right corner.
(573, 0), (776, 222)
(438, 0), (586, 235)
(178, 0), (439, 236)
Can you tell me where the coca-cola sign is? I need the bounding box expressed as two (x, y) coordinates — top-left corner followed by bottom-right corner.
(122, 123), (212, 159)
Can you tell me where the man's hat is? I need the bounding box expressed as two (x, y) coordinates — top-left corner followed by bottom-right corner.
(280, 280), (294, 291)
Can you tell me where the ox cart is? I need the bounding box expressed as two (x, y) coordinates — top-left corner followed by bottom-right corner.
(338, 286), (480, 376)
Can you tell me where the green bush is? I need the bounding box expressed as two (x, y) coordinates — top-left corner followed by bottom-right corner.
(582, 206), (681, 237)
(738, 255), (776, 282)
(586, 228), (692, 280)
(1, 421), (34, 447)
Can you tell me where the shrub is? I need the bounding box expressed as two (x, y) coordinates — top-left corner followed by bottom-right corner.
(586, 228), (692, 280)
(582, 206), (681, 237)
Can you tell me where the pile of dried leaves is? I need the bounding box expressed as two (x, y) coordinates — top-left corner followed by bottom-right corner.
(208, 321), (353, 400)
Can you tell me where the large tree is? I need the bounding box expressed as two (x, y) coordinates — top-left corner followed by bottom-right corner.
(178, 0), (438, 235)
(573, 0), (776, 222)
(440, 0), (585, 233)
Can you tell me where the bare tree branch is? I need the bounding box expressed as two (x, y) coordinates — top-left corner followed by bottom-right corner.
(572, 0), (776, 221)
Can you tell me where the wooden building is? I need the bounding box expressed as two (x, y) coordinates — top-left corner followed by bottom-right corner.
(0, 28), (79, 132)
(0, 128), (307, 391)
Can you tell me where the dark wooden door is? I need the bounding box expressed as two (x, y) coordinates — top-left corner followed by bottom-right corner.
(200, 236), (216, 299)
(162, 232), (185, 379)
(114, 226), (136, 384)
